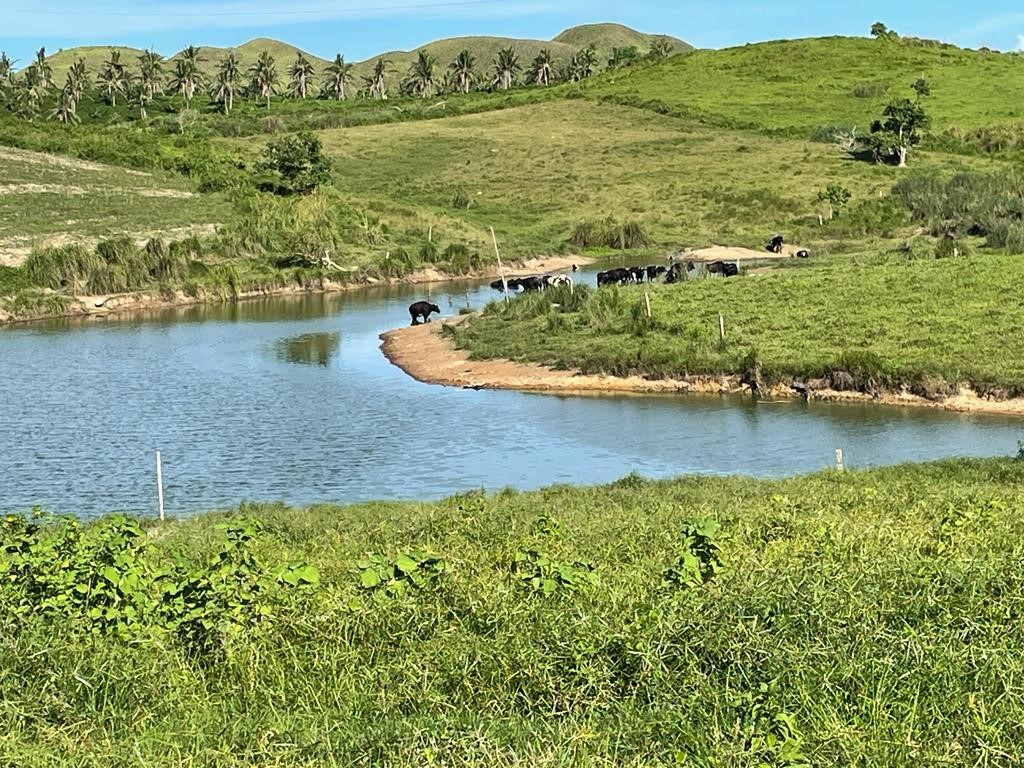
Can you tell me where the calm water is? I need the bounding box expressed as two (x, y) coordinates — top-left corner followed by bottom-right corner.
(1, 268), (1022, 518)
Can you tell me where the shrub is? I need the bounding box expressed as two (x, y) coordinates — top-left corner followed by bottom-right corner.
(24, 244), (102, 291)
(850, 81), (889, 99)
(568, 218), (650, 250)
(451, 188), (473, 209)
(257, 131), (333, 195)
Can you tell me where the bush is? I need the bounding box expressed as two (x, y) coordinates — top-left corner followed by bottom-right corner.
(257, 131), (333, 195)
(568, 218), (650, 250)
(850, 82), (889, 99)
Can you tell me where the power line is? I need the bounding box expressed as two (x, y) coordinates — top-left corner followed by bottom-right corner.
(2, 0), (517, 17)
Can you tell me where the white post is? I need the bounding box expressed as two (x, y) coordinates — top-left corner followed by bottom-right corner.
(718, 314), (726, 343)
(644, 291), (652, 319)
(156, 451), (165, 521)
(490, 226), (510, 304)
(835, 448), (845, 472)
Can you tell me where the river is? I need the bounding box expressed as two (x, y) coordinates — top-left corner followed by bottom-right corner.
(1, 267), (1021, 518)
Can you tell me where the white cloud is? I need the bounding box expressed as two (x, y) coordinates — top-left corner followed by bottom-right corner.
(1018, 34), (1024, 51)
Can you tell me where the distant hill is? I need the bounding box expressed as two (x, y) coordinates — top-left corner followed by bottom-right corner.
(34, 23), (691, 91)
(554, 23), (691, 62)
(44, 46), (146, 83)
(168, 38), (329, 78)
(350, 36), (577, 92)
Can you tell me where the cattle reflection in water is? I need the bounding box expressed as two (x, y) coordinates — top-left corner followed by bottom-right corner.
(273, 332), (341, 367)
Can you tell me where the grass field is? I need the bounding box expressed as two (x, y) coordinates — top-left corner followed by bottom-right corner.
(0, 146), (228, 265)
(452, 252), (1024, 394)
(3, 459), (1024, 765)
(315, 99), (998, 258)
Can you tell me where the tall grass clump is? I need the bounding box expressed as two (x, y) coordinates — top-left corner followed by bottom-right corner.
(569, 218), (650, 250)
(892, 171), (1024, 248)
(23, 244), (102, 291)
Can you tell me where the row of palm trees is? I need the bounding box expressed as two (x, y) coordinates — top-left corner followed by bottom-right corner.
(0, 39), (675, 123)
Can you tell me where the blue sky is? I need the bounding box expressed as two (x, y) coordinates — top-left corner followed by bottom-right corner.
(2, 0), (1024, 65)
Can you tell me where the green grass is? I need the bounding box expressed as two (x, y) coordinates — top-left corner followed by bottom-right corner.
(4, 459), (1024, 765)
(314, 99), (998, 258)
(453, 252), (1024, 393)
(587, 36), (1024, 136)
(0, 146), (228, 260)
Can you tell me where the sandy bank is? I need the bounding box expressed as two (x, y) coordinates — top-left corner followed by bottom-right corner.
(380, 318), (1024, 417)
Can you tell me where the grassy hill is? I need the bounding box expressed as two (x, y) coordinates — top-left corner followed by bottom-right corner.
(554, 22), (691, 61)
(587, 36), (1024, 135)
(168, 38), (330, 78)
(352, 36), (577, 92)
(43, 45), (146, 83)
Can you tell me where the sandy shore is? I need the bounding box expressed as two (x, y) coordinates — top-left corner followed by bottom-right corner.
(0, 255), (592, 326)
(380, 318), (1024, 417)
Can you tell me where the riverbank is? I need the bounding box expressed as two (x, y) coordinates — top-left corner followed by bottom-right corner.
(0, 255), (590, 326)
(4, 458), (1024, 766)
(381, 318), (1024, 416)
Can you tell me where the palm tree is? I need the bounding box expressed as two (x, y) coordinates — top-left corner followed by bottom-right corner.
(50, 87), (79, 124)
(33, 47), (53, 91)
(210, 52), (240, 114)
(66, 58), (89, 103)
(403, 49), (437, 98)
(171, 46), (203, 108)
(321, 53), (353, 100)
(16, 67), (47, 119)
(527, 49), (554, 86)
(492, 47), (520, 92)
(447, 50), (475, 94)
(136, 50), (163, 119)
(364, 58), (390, 100)
(98, 50), (128, 107)
(249, 51), (277, 108)
(288, 52), (316, 99)
(569, 46), (598, 82)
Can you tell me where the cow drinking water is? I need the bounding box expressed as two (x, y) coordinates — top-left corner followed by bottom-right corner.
(409, 301), (441, 325)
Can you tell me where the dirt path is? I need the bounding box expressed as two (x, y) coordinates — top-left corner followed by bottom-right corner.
(380, 318), (1024, 417)
(684, 245), (804, 262)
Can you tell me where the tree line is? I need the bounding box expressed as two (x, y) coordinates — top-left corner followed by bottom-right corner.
(0, 40), (676, 123)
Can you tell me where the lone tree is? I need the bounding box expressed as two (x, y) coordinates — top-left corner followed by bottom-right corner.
(862, 80), (932, 167)
(818, 184), (852, 220)
(871, 22), (898, 41)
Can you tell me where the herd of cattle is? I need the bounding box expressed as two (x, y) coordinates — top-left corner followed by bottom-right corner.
(411, 235), (811, 322)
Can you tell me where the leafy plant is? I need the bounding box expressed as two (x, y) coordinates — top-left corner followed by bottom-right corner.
(511, 548), (597, 596)
(661, 517), (725, 589)
(356, 551), (448, 597)
(729, 682), (810, 767)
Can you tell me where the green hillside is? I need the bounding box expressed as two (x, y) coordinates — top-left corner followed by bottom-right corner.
(554, 22), (691, 61)
(588, 35), (1024, 135)
(43, 45), (146, 84)
(168, 38), (330, 78)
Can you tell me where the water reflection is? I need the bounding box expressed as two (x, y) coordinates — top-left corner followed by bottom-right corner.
(273, 332), (341, 367)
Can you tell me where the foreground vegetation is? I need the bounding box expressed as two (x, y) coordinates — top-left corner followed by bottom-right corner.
(4, 458), (1024, 765)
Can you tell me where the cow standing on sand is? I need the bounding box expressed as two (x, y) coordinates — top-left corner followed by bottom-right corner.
(409, 301), (441, 325)
(766, 235), (784, 254)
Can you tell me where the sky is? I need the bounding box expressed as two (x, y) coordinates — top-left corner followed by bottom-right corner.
(2, 0), (1024, 65)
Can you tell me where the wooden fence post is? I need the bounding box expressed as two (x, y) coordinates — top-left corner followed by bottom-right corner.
(490, 227), (510, 304)
(718, 314), (726, 343)
(156, 451), (165, 522)
(644, 291), (652, 319)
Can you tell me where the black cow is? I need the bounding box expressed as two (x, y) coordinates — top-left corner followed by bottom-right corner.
(517, 275), (546, 291)
(707, 261), (739, 278)
(665, 262), (687, 284)
(646, 265), (668, 282)
(409, 301), (441, 325)
(766, 235), (784, 254)
(795, 249), (811, 259)
(597, 268), (631, 287)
